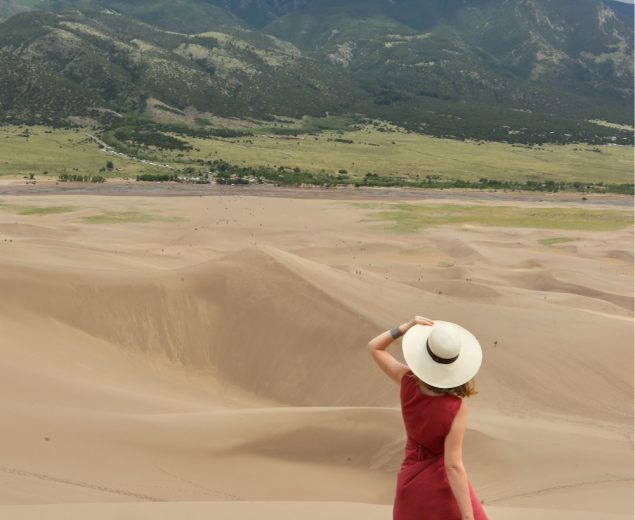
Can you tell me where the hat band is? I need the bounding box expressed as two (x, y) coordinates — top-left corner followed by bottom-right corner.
(426, 339), (459, 365)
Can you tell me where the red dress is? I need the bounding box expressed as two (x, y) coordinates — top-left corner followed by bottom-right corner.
(393, 371), (488, 520)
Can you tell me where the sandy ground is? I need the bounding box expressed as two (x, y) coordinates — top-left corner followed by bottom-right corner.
(0, 177), (633, 207)
(0, 191), (632, 519)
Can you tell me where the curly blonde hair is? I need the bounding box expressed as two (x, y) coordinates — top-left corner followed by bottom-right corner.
(409, 373), (477, 398)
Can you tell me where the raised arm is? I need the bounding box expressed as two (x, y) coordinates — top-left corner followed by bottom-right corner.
(367, 316), (433, 384)
(444, 401), (474, 520)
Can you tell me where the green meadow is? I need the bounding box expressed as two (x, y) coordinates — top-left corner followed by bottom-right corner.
(0, 199), (184, 224)
(0, 126), (167, 179)
(187, 128), (634, 184)
(0, 202), (76, 215)
(81, 211), (185, 224)
(0, 124), (632, 186)
(364, 203), (633, 232)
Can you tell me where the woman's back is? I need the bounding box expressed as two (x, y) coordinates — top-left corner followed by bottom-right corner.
(394, 371), (488, 520)
(366, 318), (488, 520)
(400, 372), (462, 462)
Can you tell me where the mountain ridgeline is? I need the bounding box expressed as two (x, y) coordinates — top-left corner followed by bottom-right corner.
(0, 0), (633, 144)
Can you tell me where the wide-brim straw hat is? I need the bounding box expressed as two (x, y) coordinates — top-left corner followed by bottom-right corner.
(402, 321), (482, 389)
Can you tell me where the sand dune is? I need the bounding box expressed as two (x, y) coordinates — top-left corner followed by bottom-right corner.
(0, 193), (632, 519)
(605, 249), (634, 263)
(1, 501), (631, 520)
(435, 237), (486, 263)
(411, 279), (501, 299)
(0, 247), (396, 407)
(500, 268), (632, 310)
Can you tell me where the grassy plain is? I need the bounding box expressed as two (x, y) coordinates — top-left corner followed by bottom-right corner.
(81, 211), (185, 224)
(364, 203), (634, 232)
(0, 126), (165, 179)
(0, 203), (76, 215)
(0, 124), (633, 185)
(185, 128), (634, 184)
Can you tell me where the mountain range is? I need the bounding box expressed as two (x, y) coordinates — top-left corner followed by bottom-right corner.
(0, 0), (633, 143)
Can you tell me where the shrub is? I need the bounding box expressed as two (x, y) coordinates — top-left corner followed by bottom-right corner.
(58, 174), (105, 183)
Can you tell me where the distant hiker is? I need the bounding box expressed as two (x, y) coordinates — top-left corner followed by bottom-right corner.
(368, 316), (488, 520)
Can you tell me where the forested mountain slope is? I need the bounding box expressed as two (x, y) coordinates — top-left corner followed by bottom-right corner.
(0, 0), (632, 143)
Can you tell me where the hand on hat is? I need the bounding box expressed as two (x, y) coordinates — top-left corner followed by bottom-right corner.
(368, 315), (435, 385)
(410, 316), (434, 328)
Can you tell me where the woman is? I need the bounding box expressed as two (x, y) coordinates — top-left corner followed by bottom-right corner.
(367, 316), (488, 520)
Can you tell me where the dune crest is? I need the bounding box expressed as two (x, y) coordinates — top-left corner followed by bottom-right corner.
(0, 247), (398, 406)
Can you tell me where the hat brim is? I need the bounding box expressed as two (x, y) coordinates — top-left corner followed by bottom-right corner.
(402, 321), (482, 388)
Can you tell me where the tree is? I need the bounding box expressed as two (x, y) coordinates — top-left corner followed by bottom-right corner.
(106, 160), (114, 171)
